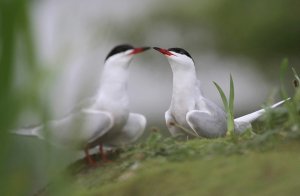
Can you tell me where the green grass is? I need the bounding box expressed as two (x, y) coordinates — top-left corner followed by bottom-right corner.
(213, 74), (235, 135)
(38, 104), (300, 195)
(33, 64), (300, 196)
(93, 152), (300, 196)
(35, 73), (300, 195)
(49, 131), (300, 196)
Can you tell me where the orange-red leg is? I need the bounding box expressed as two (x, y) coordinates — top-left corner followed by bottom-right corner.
(84, 147), (96, 166)
(99, 144), (112, 163)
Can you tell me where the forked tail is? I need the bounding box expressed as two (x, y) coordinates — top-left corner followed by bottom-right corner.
(234, 98), (290, 124)
(11, 126), (41, 138)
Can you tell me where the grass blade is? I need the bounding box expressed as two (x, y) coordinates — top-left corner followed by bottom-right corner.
(213, 82), (229, 112)
(279, 58), (289, 82)
(292, 67), (300, 83)
(279, 58), (289, 98)
(173, 122), (200, 137)
(214, 77), (236, 136)
(228, 74), (235, 134)
(229, 74), (235, 115)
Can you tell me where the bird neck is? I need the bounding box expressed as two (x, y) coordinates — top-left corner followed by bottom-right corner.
(171, 65), (199, 113)
(95, 61), (129, 104)
(172, 65), (198, 95)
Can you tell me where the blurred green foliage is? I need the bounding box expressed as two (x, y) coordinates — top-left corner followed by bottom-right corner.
(0, 0), (41, 195)
(199, 0), (300, 58)
(119, 0), (300, 62)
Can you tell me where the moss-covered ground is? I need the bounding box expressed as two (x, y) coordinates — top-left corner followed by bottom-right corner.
(39, 99), (300, 196)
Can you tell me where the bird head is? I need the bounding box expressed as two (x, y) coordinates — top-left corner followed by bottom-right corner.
(153, 47), (194, 70)
(105, 44), (150, 65)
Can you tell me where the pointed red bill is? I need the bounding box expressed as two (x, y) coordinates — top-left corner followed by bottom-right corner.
(129, 47), (150, 55)
(153, 47), (174, 56)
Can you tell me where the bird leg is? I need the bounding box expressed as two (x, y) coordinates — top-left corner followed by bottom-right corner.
(99, 144), (112, 163)
(84, 147), (97, 166)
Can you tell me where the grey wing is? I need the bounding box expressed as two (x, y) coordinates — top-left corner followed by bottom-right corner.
(186, 89), (228, 138)
(186, 108), (227, 138)
(105, 113), (146, 146)
(47, 109), (113, 148)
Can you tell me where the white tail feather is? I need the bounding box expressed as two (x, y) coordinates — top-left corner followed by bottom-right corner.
(11, 126), (41, 138)
(234, 98), (290, 124)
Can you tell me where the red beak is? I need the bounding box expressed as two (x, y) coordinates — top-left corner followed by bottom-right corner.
(153, 47), (174, 56)
(129, 47), (150, 55)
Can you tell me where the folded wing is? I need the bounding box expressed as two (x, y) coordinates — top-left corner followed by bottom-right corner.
(12, 109), (114, 149)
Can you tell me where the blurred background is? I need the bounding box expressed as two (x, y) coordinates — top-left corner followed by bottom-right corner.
(1, 0), (299, 195)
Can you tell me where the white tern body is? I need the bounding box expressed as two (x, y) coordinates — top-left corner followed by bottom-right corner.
(12, 45), (148, 151)
(154, 47), (289, 138)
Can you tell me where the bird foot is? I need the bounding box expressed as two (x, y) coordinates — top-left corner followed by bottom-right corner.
(84, 147), (102, 167)
(99, 144), (113, 163)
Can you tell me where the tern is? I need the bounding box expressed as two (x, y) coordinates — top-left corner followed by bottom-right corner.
(12, 44), (149, 164)
(153, 47), (289, 138)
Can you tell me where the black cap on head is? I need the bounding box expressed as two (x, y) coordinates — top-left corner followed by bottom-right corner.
(105, 44), (134, 60)
(168, 48), (193, 59)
